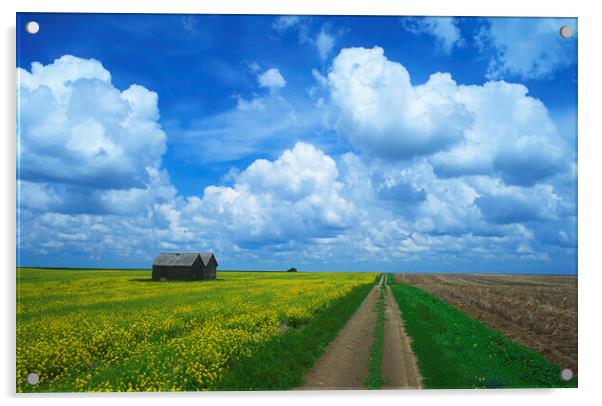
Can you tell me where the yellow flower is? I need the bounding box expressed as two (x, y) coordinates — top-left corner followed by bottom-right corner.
(16, 268), (376, 392)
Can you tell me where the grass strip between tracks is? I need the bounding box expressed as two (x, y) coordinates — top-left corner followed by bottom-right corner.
(364, 278), (387, 389)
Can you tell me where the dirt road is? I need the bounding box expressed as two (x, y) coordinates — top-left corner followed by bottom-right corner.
(382, 285), (422, 389)
(300, 278), (381, 389)
(300, 276), (422, 390)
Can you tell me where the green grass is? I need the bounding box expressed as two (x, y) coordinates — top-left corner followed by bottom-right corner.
(389, 279), (577, 388)
(214, 282), (374, 390)
(364, 278), (387, 389)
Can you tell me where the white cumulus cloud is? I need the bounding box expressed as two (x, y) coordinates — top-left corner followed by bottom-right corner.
(272, 16), (304, 32)
(187, 142), (357, 246)
(431, 80), (568, 185)
(326, 47), (470, 159)
(18, 55), (167, 191)
(476, 18), (577, 80)
(17, 54), (175, 225)
(257, 68), (287, 91)
(401, 17), (462, 54)
(17, 51), (576, 270)
(325, 47), (569, 185)
(315, 27), (336, 60)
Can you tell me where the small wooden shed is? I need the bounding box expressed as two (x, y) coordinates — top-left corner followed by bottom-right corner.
(152, 252), (218, 281)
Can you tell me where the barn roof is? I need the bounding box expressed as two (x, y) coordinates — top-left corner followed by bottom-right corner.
(199, 253), (217, 266)
(153, 253), (200, 266)
(153, 252), (217, 267)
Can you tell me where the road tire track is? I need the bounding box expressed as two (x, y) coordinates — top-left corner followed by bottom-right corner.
(382, 284), (422, 389)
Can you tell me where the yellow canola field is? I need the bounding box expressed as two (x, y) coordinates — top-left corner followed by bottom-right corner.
(17, 269), (376, 392)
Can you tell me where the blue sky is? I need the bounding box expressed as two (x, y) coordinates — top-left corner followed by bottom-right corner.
(16, 13), (577, 273)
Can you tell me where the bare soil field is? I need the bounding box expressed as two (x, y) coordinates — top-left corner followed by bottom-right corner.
(395, 273), (577, 373)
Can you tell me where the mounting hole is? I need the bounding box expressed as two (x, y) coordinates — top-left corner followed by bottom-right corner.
(559, 25), (572, 39)
(560, 368), (573, 381)
(25, 21), (40, 34)
(26, 372), (40, 385)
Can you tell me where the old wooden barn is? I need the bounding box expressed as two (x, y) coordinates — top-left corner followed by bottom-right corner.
(152, 252), (218, 281)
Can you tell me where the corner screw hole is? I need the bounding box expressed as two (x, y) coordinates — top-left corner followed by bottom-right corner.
(560, 368), (573, 381)
(559, 25), (572, 39)
(26, 372), (40, 385)
(25, 21), (40, 34)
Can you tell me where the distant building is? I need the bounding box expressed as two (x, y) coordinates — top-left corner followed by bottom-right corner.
(152, 253), (218, 281)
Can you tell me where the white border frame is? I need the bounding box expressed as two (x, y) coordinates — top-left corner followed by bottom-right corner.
(3, 1), (600, 406)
